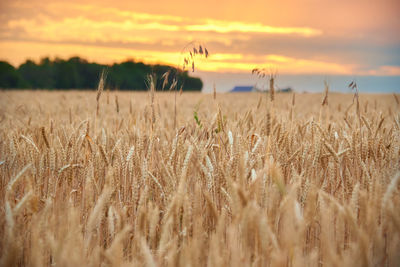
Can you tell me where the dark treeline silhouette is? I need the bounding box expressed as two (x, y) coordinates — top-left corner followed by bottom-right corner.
(0, 57), (203, 91)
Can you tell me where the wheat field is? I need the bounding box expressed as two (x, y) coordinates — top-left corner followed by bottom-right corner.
(0, 90), (399, 266)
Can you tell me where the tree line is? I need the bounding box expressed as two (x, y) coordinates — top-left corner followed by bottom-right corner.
(0, 57), (203, 91)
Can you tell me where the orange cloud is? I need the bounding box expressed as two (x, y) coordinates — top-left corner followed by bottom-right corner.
(203, 53), (354, 74)
(0, 41), (182, 67)
(364, 66), (400, 76)
(5, 3), (322, 45)
(185, 20), (322, 37)
(1, 40), (397, 77)
(0, 0), (399, 77)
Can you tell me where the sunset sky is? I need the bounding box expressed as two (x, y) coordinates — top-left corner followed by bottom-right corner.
(1, 0), (399, 91)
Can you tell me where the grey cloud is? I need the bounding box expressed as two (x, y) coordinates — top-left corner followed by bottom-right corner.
(205, 33), (400, 68)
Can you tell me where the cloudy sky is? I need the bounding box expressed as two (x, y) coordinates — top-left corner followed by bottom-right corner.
(0, 0), (399, 91)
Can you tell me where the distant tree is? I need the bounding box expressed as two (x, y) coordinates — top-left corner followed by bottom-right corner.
(181, 71), (203, 91)
(109, 61), (152, 90)
(0, 61), (27, 88)
(0, 57), (203, 91)
(69, 57), (103, 89)
(52, 58), (80, 89)
(19, 58), (55, 89)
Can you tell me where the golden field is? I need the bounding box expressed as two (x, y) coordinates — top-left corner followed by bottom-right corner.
(0, 90), (399, 266)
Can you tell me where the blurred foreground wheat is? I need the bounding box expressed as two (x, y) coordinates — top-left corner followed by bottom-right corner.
(0, 91), (399, 266)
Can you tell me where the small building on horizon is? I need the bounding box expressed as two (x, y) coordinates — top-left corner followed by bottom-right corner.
(230, 86), (257, 93)
(230, 85), (293, 93)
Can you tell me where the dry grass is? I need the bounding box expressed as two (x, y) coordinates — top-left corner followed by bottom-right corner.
(0, 90), (399, 266)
